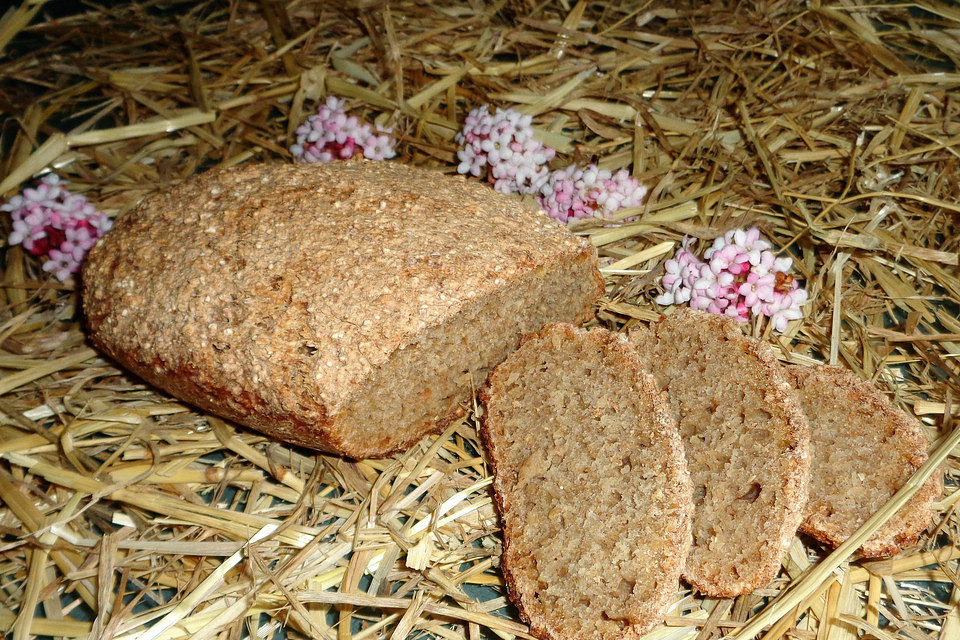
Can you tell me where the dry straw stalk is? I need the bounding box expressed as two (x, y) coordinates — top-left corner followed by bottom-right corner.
(1, 1), (959, 640)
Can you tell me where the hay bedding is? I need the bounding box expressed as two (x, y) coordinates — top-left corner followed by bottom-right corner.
(0, 0), (958, 638)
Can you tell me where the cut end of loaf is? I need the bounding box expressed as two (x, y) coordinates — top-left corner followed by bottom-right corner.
(481, 323), (692, 640)
(332, 251), (603, 458)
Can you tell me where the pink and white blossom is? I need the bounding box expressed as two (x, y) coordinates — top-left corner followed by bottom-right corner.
(537, 164), (647, 223)
(655, 227), (808, 332)
(455, 106), (556, 195)
(3, 174), (112, 281)
(290, 96), (397, 163)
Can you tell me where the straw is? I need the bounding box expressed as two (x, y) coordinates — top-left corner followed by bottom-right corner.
(730, 424), (960, 639)
(1, 1), (959, 639)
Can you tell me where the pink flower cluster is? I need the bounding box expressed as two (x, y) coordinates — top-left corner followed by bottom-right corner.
(3, 174), (112, 281)
(656, 227), (808, 332)
(537, 164), (647, 223)
(290, 96), (396, 163)
(455, 105), (556, 195)
(455, 105), (649, 219)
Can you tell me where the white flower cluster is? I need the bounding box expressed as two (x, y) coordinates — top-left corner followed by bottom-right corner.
(656, 227), (808, 332)
(290, 96), (396, 163)
(538, 164), (647, 223)
(456, 105), (647, 221)
(455, 105), (556, 195)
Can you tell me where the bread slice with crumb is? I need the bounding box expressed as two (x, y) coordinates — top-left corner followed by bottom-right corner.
(629, 309), (809, 597)
(787, 364), (941, 557)
(481, 323), (692, 640)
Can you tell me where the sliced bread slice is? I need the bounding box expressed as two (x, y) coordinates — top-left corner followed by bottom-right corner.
(629, 309), (809, 597)
(787, 364), (941, 557)
(480, 323), (692, 640)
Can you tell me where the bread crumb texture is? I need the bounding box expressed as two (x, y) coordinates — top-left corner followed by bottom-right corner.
(788, 364), (941, 557)
(82, 161), (603, 458)
(481, 323), (692, 640)
(629, 309), (810, 597)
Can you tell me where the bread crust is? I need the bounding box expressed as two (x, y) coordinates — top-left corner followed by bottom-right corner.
(629, 309), (810, 598)
(82, 161), (603, 458)
(788, 364), (942, 558)
(480, 323), (693, 640)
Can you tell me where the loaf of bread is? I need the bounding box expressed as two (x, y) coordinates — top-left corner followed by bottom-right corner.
(481, 323), (692, 640)
(83, 161), (603, 458)
(787, 364), (941, 557)
(629, 309), (809, 597)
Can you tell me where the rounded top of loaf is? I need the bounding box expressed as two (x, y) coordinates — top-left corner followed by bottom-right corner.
(82, 161), (596, 423)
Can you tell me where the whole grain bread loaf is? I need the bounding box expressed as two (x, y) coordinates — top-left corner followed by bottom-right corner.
(83, 161), (603, 458)
(481, 323), (693, 640)
(629, 309), (809, 597)
(787, 364), (941, 557)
